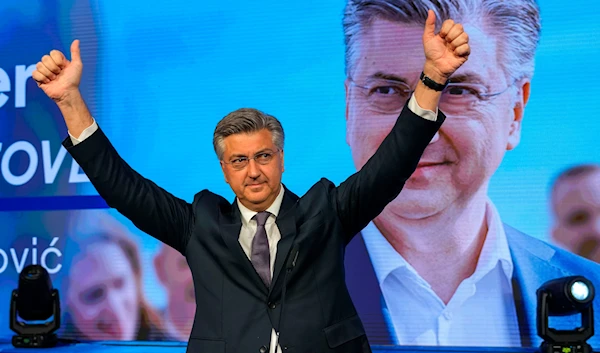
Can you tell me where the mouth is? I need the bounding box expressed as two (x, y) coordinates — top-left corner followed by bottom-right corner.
(417, 161), (450, 168)
(97, 319), (120, 338)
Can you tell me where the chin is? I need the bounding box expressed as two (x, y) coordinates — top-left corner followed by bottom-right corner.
(246, 194), (267, 202)
(385, 192), (448, 220)
(245, 191), (269, 202)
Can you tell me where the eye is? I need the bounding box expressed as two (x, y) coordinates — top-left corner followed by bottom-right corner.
(81, 285), (106, 304)
(445, 85), (480, 96)
(256, 152), (273, 163)
(372, 86), (397, 95)
(230, 157), (249, 168)
(370, 85), (409, 98)
(568, 210), (590, 226)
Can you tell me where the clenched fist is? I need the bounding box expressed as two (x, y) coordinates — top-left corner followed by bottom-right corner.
(422, 10), (470, 83)
(32, 39), (83, 103)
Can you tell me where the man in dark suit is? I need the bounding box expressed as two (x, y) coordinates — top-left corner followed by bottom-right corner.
(32, 11), (470, 352)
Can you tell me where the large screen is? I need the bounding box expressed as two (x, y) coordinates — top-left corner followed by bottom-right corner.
(1, 0), (600, 348)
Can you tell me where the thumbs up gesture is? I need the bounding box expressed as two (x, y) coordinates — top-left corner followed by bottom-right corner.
(422, 10), (470, 83)
(32, 39), (83, 103)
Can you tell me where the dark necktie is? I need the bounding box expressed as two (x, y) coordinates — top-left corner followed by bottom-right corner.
(251, 211), (271, 287)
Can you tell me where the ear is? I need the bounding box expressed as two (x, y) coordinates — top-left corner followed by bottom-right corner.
(345, 78), (352, 146)
(280, 149), (285, 173)
(507, 80), (530, 151)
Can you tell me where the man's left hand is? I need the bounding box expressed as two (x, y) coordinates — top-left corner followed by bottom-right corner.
(422, 9), (470, 83)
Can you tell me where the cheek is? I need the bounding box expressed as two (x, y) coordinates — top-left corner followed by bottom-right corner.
(347, 109), (398, 168)
(227, 173), (246, 193)
(70, 301), (97, 326)
(448, 110), (508, 168)
(264, 164), (283, 184)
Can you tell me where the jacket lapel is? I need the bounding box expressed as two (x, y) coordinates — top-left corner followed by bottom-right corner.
(345, 233), (394, 345)
(270, 187), (298, 295)
(505, 224), (564, 348)
(219, 201), (268, 295)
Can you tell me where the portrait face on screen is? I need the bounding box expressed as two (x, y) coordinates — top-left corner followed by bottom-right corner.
(345, 19), (528, 219)
(552, 168), (600, 262)
(66, 241), (140, 341)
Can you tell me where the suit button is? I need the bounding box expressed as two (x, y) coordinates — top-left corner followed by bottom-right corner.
(259, 345), (268, 353)
(268, 302), (277, 309)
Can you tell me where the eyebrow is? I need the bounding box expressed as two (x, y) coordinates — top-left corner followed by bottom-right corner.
(229, 148), (275, 159)
(368, 72), (410, 84)
(447, 73), (486, 85)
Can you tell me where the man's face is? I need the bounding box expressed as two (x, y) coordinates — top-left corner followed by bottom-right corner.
(345, 19), (529, 219)
(220, 129), (284, 211)
(552, 170), (600, 262)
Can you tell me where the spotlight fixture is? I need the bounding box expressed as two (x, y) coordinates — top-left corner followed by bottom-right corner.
(537, 276), (595, 353)
(10, 264), (61, 348)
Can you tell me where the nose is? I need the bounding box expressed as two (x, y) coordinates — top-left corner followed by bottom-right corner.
(247, 159), (261, 178)
(429, 131), (440, 144)
(106, 289), (123, 312)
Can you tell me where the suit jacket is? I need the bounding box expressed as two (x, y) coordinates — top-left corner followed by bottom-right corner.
(63, 105), (444, 353)
(345, 223), (600, 348)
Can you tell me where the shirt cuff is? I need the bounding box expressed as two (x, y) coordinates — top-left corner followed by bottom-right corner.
(69, 118), (98, 146)
(407, 94), (438, 122)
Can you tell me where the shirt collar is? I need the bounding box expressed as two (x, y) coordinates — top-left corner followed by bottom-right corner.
(237, 184), (285, 225)
(362, 221), (411, 285)
(363, 198), (514, 286)
(475, 199), (514, 281)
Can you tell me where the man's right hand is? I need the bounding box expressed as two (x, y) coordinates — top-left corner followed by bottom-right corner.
(32, 39), (93, 139)
(32, 39), (83, 103)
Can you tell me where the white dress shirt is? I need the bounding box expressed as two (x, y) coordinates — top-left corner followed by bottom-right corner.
(362, 200), (522, 347)
(68, 95), (436, 351)
(237, 185), (285, 353)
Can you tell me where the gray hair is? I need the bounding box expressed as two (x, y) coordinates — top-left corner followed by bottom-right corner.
(551, 163), (600, 193)
(213, 108), (285, 160)
(343, 0), (541, 82)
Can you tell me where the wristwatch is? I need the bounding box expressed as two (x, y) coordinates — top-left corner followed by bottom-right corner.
(420, 71), (449, 91)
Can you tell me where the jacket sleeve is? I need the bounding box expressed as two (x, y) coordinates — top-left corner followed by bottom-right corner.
(63, 126), (194, 253)
(332, 101), (445, 243)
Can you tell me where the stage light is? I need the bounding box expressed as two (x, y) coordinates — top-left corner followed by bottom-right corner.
(572, 281), (591, 301)
(537, 276), (595, 353)
(10, 264), (61, 348)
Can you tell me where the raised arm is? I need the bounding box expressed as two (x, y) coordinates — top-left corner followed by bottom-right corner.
(32, 40), (194, 253)
(334, 11), (470, 239)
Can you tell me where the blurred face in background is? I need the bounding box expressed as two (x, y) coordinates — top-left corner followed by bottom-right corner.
(552, 170), (600, 262)
(154, 245), (195, 337)
(66, 241), (140, 340)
